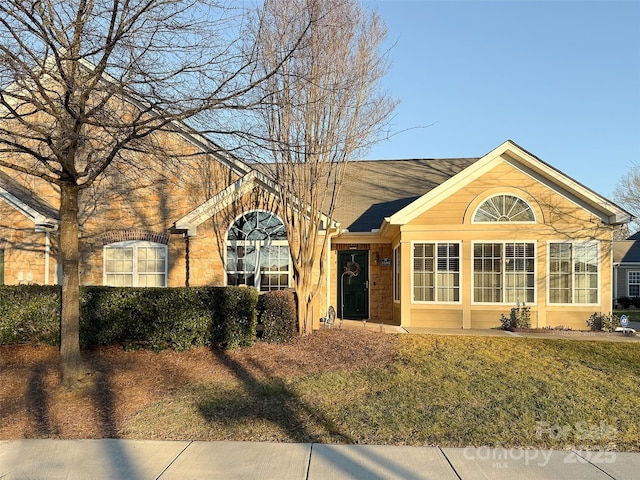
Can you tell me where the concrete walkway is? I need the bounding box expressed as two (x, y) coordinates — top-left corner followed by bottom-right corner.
(339, 320), (640, 342)
(2, 439), (639, 479)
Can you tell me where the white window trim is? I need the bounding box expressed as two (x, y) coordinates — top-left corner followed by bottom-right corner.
(103, 240), (168, 287)
(546, 240), (600, 306)
(410, 241), (462, 305)
(471, 194), (537, 224)
(393, 245), (401, 303)
(224, 210), (291, 291)
(627, 270), (640, 297)
(471, 240), (538, 306)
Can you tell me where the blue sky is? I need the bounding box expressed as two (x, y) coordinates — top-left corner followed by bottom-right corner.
(363, 0), (640, 200)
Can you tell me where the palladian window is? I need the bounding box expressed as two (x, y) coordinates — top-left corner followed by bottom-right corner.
(473, 194), (535, 222)
(226, 210), (290, 291)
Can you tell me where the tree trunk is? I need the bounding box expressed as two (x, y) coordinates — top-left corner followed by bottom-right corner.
(59, 182), (84, 386)
(295, 266), (315, 335)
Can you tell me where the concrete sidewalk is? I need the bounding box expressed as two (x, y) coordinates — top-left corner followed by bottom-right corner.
(2, 439), (639, 479)
(339, 319), (640, 342)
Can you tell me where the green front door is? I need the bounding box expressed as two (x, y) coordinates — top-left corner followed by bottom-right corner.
(337, 250), (369, 319)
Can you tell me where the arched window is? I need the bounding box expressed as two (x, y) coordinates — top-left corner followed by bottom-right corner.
(226, 211), (290, 291)
(473, 194), (535, 223)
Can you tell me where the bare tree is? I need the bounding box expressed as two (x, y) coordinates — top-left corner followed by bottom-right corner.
(252, 0), (396, 333)
(615, 165), (640, 235)
(0, 0), (306, 385)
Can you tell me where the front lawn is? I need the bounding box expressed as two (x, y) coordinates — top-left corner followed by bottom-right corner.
(1, 330), (638, 451)
(614, 310), (640, 322)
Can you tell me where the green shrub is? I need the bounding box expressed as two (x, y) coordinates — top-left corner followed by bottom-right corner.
(209, 286), (258, 349)
(80, 287), (216, 351)
(257, 290), (298, 343)
(616, 296), (632, 309)
(1, 285), (259, 350)
(586, 312), (621, 332)
(500, 303), (531, 330)
(0, 285), (61, 345)
(632, 297), (640, 308)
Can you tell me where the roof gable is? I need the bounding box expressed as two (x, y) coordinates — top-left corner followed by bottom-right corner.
(387, 140), (632, 227)
(0, 170), (59, 228)
(332, 157), (479, 232)
(173, 170), (337, 236)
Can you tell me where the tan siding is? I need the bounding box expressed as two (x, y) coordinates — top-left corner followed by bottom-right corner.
(409, 308), (463, 328)
(397, 159), (616, 330)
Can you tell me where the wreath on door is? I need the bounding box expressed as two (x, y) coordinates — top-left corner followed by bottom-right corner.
(344, 260), (361, 277)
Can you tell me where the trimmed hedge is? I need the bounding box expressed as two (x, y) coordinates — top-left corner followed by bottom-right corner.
(0, 285), (61, 345)
(256, 290), (297, 343)
(208, 286), (259, 350)
(0, 285), (259, 350)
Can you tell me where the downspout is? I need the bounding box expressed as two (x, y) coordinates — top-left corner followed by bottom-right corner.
(44, 231), (50, 285)
(611, 235), (616, 309)
(185, 234), (190, 287)
(326, 226), (339, 317)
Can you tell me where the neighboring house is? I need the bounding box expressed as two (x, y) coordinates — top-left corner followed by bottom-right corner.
(0, 138), (633, 330)
(613, 231), (640, 305)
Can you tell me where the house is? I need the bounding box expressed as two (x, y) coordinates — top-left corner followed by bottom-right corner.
(613, 231), (640, 305)
(0, 138), (632, 330)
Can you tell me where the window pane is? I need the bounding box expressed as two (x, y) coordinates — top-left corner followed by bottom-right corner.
(105, 247), (134, 273)
(473, 243), (502, 303)
(549, 243), (572, 304)
(504, 242), (535, 305)
(106, 273), (133, 287)
(630, 272), (640, 297)
(413, 242), (459, 302)
(137, 274), (165, 287)
(474, 195), (535, 222)
(104, 244), (165, 287)
(549, 242), (598, 304)
(226, 211), (289, 290)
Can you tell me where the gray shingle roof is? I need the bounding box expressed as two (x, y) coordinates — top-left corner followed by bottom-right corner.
(614, 240), (640, 263)
(0, 170), (59, 222)
(332, 157), (480, 231)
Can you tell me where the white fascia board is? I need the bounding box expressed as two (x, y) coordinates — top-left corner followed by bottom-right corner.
(174, 171), (260, 236)
(174, 167), (338, 236)
(387, 140), (633, 227)
(332, 230), (390, 244)
(387, 151), (499, 225)
(505, 144), (633, 224)
(0, 186), (56, 228)
(501, 148), (633, 225)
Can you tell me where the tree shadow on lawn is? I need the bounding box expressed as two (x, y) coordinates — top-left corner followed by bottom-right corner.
(25, 363), (56, 437)
(199, 347), (354, 444)
(21, 352), (120, 438)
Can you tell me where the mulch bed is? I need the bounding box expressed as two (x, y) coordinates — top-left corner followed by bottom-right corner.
(0, 328), (395, 440)
(510, 328), (636, 337)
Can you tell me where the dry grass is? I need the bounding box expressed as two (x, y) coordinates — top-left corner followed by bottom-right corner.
(0, 328), (394, 440)
(2, 330), (639, 451)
